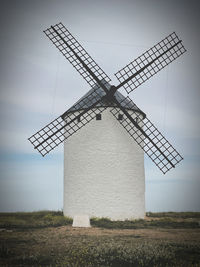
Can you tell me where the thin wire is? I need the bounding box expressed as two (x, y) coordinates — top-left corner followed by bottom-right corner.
(51, 54), (60, 119)
(163, 67), (169, 135)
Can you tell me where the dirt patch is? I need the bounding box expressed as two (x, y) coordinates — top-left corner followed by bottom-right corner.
(53, 226), (200, 242)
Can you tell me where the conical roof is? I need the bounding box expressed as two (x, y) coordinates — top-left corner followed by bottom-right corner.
(65, 80), (145, 117)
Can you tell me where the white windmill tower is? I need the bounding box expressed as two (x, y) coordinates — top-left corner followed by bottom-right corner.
(29, 23), (186, 223)
(63, 81), (146, 220)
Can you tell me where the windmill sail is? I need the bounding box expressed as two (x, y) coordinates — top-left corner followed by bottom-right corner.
(115, 32), (186, 94)
(29, 23), (185, 173)
(28, 87), (107, 156)
(110, 97), (183, 174)
(44, 22), (111, 89)
(29, 21), (114, 157)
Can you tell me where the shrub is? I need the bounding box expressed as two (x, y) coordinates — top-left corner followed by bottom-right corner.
(146, 212), (200, 219)
(0, 211), (72, 229)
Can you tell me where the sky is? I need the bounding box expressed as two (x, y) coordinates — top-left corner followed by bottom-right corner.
(0, 0), (200, 212)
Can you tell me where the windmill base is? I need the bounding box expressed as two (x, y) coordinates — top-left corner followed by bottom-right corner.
(72, 215), (91, 227)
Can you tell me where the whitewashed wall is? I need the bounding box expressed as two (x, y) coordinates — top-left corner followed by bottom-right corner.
(63, 108), (145, 220)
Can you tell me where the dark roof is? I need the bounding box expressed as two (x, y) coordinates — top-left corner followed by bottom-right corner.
(64, 80), (145, 118)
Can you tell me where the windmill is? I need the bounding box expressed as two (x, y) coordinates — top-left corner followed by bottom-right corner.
(29, 22), (186, 220)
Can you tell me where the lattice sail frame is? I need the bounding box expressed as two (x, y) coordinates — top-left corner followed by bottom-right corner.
(115, 32), (186, 94)
(29, 23), (185, 174)
(44, 22), (111, 88)
(28, 88), (107, 156)
(110, 97), (183, 174)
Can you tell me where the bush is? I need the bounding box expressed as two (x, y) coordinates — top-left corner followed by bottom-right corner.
(146, 212), (200, 219)
(0, 211), (72, 229)
(43, 214), (72, 226)
(90, 216), (199, 229)
(0, 211), (199, 230)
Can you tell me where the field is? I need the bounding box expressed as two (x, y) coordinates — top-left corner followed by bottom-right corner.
(0, 211), (200, 266)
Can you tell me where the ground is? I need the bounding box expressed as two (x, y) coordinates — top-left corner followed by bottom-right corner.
(0, 212), (200, 266)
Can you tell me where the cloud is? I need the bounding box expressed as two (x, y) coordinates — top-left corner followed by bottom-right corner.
(0, 127), (63, 155)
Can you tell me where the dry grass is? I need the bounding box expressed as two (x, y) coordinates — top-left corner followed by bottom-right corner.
(0, 211), (200, 266)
